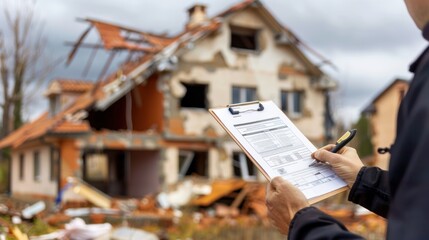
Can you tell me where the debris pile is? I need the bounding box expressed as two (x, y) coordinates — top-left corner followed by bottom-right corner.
(0, 178), (386, 239)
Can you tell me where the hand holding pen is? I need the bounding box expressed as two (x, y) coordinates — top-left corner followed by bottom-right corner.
(310, 129), (364, 188)
(309, 129), (357, 167)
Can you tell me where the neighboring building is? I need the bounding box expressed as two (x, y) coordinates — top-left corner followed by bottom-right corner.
(0, 0), (337, 199)
(362, 79), (409, 170)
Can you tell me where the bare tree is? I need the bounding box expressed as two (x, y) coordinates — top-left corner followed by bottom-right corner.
(0, 0), (52, 138)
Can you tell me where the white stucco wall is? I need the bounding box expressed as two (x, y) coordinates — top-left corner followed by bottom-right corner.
(208, 147), (232, 179)
(11, 146), (57, 197)
(163, 147), (179, 185)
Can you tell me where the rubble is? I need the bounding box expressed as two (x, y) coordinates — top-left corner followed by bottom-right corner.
(64, 218), (111, 239)
(0, 179), (386, 239)
(111, 227), (159, 240)
(28, 218), (111, 240)
(22, 202), (46, 220)
(191, 179), (246, 206)
(66, 177), (112, 209)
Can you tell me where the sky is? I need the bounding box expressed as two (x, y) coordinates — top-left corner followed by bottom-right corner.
(2, 0), (427, 126)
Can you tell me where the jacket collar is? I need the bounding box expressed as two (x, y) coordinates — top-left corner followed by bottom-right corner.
(409, 22), (429, 73)
(423, 22), (429, 41)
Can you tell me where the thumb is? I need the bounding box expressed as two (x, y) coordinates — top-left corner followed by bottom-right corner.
(267, 177), (280, 198)
(270, 176), (285, 191)
(313, 149), (342, 165)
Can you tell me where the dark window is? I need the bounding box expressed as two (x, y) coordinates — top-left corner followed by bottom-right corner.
(33, 151), (41, 181)
(178, 151), (208, 178)
(293, 92), (302, 114)
(230, 26), (259, 51)
(49, 95), (61, 117)
(281, 91), (288, 112)
(232, 152), (256, 179)
(180, 83), (208, 109)
(19, 154), (25, 181)
(232, 86), (257, 104)
(50, 148), (59, 182)
(281, 91), (303, 116)
(232, 87), (241, 104)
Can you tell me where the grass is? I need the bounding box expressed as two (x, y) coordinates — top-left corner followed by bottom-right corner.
(167, 214), (284, 240)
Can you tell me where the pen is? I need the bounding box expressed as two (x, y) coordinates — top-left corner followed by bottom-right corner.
(309, 129), (357, 167)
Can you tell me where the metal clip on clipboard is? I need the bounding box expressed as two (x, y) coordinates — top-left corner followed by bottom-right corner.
(227, 101), (265, 115)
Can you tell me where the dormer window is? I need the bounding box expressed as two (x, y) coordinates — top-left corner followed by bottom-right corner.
(45, 79), (93, 117)
(49, 94), (61, 117)
(230, 26), (259, 52)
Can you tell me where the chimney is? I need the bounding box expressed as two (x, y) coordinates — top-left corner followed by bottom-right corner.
(186, 4), (208, 29)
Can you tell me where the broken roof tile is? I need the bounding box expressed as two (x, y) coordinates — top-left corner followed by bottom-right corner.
(91, 21), (163, 52)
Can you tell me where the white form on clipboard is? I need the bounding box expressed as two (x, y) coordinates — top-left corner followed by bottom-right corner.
(209, 100), (347, 204)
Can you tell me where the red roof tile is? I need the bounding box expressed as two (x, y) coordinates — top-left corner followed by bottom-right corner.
(52, 121), (91, 133)
(217, 0), (255, 17)
(56, 79), (94, 92)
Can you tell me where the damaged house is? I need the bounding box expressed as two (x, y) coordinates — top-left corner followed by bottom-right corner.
(0, 0), (337, 200)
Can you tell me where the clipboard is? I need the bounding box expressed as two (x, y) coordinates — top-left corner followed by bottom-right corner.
(209, 100), (347, 204)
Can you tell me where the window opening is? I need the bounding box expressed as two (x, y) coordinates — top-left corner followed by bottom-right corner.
(281, 91), (303, 116)
(232, 152), (257, 180)
(232, 86), (257, 104)
(180, 83), (208, 109)
(178, 150), (208, 177)
(33, 151), (40, 181)
(230, 26), (259, 51)
(50, 148), (59, 182)
(19, 154), (25, 181)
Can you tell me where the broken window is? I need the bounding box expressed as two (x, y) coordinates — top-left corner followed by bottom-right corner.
(19, 154), (25, 181)
(232, 86), (257, 104)
(178, 150), (208, 178)
(180, 83), (208, 109)
(82, 151), (128, 196)
(232, 152), (257, 180)
(230, 26), (259, 51)
(281, 91), (303, 116)
(33, 151), (40, 182)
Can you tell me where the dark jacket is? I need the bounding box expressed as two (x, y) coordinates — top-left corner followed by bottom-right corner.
(288, 34), (429, 239)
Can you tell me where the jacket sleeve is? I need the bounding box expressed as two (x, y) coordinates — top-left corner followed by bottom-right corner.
(288, 207), (363, 240)
(287, 167), (390, 240)
(348, 166), (390, 218)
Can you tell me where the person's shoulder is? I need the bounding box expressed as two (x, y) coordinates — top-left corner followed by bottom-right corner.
(409, 46), (429, 73)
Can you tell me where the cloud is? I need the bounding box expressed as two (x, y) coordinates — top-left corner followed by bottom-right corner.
(265, 0), (422, 53)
